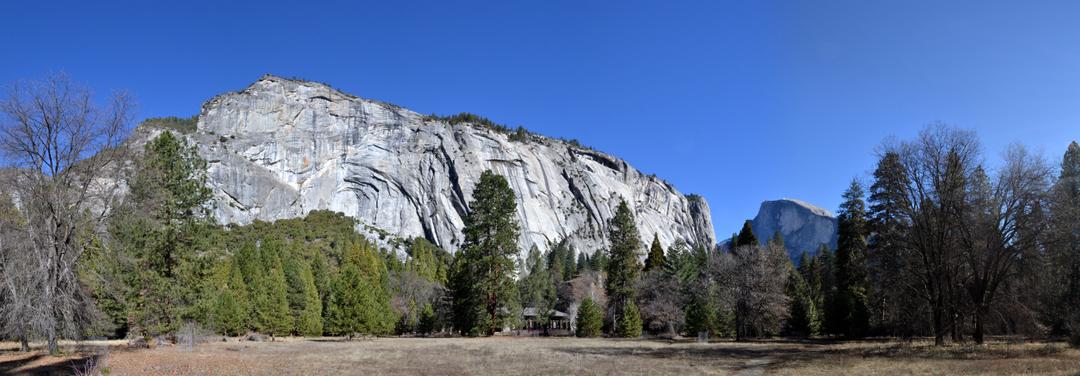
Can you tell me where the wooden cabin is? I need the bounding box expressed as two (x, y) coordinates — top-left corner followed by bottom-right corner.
(518, 307), (573, 336)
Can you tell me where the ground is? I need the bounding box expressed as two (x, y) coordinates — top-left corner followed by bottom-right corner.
(1, 337), (1079, 375)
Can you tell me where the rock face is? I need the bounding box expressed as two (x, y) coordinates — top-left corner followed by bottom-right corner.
(173, 75), (715, 256)
(744, 199), (838, 261)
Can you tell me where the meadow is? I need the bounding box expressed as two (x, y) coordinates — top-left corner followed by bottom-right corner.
(2, 337), (1079, 375)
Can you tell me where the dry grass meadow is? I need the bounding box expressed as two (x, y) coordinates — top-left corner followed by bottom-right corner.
(2, 336), (1079, 375)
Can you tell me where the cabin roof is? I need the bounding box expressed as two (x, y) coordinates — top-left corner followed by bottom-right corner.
(523, 307), (570, 318)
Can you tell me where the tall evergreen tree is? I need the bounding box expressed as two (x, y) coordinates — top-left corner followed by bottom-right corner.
(256, 241), (293, 338)
(449, 170), (520, 336)
(326, 242), (396, 336)
(817, 245), (841, 336)
(1050, 142), (1080, 346)
(803, 247), (827, 335)
(866, 151), (912, 336)
(832, 180), (871, 338)
(209, 258), (250, 336)
(735, 221), (758, 249)
(644, 234), (666, 272)
(785, 255), (817, 337)
(605, 199), (643, 336)
(283, 252), (323, 336)
(105, 130), (214, 338)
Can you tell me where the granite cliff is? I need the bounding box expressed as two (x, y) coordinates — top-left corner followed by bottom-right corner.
(139, 75), (716, 257)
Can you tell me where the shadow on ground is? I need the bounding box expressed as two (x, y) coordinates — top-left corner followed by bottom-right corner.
(0, 352), (101, 376)
(552, 338), (1072, 372)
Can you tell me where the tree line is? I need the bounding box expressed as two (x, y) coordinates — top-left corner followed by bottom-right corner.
(1, 76), (1078, 355)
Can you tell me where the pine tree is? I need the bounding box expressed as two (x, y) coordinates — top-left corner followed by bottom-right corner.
(449, 170), (520, 336)
(605, 199), (643, 336)
(235, 241), (264, 331)
(309, 251), (332, 320)
(816, 245), (843, 336)
(735, 221), (758, 249)
(406, 238), (449, 284)
(784, 257), (817, 337)
(576, 297), (603, 337)
(683, 298), (717, 336)
(545, 239), (577, 283)
(803, 247), (827, 334)
(865, 151), (914, 336)
(1051, 141), (1080, 346)
(616, 299), (643, 337)
(590, 250), (609, 271)
(833, 180), (871, 338)
(104, 130), (214, 338)
(283, 253), (322, 336)
(258, 241), (293, 338)
(418, 303), (437, 335)
(210, 258), (250, 336)
(576, 252), (589, 275)
(326, 243), (396, 337)
(644, 234), (666, 272)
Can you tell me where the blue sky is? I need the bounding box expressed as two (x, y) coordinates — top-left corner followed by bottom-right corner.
(2, 1), (1078, 238)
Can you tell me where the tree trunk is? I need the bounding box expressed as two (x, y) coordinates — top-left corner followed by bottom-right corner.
(47, 334), (59, 356)
(18, 335), (29, 352)
(973, 306), (985, 345)
(951, 315), (962, 343)
(932, 304), (945, 346)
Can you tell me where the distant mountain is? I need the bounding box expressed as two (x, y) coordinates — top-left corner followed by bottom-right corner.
(725, 199), (838, 262)
(127, 75), (716, 258)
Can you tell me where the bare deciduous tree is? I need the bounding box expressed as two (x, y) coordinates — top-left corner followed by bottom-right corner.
(0, 74), (132, 355)
(636, 269), (684, 337)
(886, 125), (981, 346)
(561, 270), (606, 330)
(958, 145), (1051, 344)
(729, 241), (790, 340)
(0, 189), (35, 351)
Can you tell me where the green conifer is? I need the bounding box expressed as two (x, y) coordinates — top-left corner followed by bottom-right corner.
(735, 221), (758, 249)
(449, 170), (521, 336)
(576, 297), (603, 337)
(644, 234), (666, 272)
(616, 299), (643, 338)
(605, 200), (643, 337)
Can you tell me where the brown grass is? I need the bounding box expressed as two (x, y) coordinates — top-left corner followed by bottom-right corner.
(1, 337), (1078, 375)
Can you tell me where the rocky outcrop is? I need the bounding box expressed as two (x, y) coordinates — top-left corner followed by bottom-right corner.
(163, 75), (714, 257)
(729, 199), (837, 261)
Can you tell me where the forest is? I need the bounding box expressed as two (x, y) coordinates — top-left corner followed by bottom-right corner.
(0, 75), (1079, 358)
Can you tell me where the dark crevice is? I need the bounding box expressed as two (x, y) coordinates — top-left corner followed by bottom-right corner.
(561, 169), (599, 230)
(571, 148), (621, 172)
(437, 136), (469, 219)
